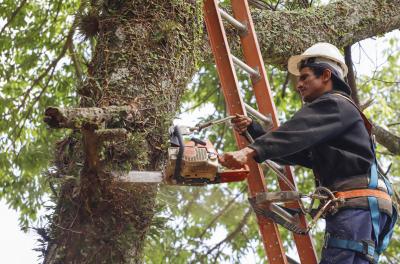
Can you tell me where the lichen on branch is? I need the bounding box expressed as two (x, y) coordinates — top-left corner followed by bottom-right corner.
(44, 104), (141, 129)
(232, 0), (400, 66)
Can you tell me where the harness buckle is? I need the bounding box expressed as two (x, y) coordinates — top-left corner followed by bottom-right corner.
(361, 240), (376, 263)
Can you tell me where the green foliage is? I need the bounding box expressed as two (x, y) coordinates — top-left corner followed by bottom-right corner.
(0, 0), (85, 227)
(146, 32), (400, 264)
(1, 0), (400, 263)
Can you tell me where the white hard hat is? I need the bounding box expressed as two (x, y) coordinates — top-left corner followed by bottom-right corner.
(288, 42), (351, 94)
(288, 42), (348, 77)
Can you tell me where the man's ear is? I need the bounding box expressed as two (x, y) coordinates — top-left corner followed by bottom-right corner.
(321, 69), (332, 82)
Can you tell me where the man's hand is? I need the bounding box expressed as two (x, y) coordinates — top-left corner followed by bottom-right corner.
(218, 147), (256, 169)
(231, 114), (252, 134)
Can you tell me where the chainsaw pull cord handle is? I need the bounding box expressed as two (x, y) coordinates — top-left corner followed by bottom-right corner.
(173, 126), (184, 181)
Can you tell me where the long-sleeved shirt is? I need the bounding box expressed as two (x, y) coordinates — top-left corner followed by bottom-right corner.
(247, 90), (391, 214)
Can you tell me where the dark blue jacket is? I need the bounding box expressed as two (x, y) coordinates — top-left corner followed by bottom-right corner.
(247, 91), (391, 214)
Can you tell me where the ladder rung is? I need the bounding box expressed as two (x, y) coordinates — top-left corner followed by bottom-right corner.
(231, 55), (260, 79)
(244, 103), (272, 125)
(218, 8), (247, 34)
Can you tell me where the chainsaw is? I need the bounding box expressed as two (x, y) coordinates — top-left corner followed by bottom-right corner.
(113, 123), (249, 186)
(113, 117), (317, 236)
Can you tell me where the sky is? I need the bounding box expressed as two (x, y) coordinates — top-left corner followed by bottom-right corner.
(1, 24), (399, 264)
(0, 201), (40, 263)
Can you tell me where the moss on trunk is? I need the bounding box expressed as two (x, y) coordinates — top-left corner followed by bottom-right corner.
(44, 1), (203, 263)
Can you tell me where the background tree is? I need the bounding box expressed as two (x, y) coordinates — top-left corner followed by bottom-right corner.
(0, 0), (399, 263)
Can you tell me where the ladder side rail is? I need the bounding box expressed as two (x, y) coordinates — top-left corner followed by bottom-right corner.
(203, 1), (288, 263)
(230, 1), (318, 263)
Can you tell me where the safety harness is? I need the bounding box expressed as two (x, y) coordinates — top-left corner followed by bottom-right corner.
(248, 93), (398, 263)
(323, 93), (398, 263)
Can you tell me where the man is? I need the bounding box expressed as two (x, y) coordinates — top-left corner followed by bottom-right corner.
(219, 43), (396, 264)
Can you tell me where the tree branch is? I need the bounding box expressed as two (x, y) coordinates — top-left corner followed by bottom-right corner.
(205, 208), (252, 256)
(44, 104), (141, 129)
(13, 22), (77, 143)
(373, 124), (400, 155)
(344, 45), (360, 106)
(0, 0), (28, 36)
(67, 41), (84, 82)
(198, 187), (246, 239)
(249, 0), (400, 66)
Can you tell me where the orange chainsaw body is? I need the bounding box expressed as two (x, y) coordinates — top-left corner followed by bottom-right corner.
(165, 140), (249, 185)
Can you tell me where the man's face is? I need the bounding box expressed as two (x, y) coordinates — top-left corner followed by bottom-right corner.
(296, 67), (330, 102)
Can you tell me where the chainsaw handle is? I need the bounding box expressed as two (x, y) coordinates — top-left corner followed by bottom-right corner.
(219, 164), (249, 173)
(218, 165), (249, 183)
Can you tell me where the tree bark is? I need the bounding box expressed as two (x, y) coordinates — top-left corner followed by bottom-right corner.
(252, 0), (400, 66)
(44, 1), (202, 263)
(373, 124), (400, 155)
(44, 105), (142, 129)
(344, 45), (360, 106)
(43, 0), (400, 263)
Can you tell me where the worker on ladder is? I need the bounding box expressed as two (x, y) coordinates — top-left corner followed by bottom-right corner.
(219, 43), (397, 264)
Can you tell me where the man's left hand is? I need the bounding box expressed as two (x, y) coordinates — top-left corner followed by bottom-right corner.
(218, 147), (256, 169)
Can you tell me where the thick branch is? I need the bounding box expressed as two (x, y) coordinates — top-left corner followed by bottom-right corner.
(44, 104), (140, 129)
(373, 124), (400, 155)
(250, 0), (400, 66)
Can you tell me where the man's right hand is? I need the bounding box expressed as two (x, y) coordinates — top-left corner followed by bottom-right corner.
(231, 114), (252, 134)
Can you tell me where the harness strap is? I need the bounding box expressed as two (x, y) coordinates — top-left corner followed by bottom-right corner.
(332, 93), (373, 135)
(379, 205), (398, 254)
(368, 197), (381, 252)
(369, 162), (379, 189)
(326, 235), (378, 264)
(335, 189), (391, 202)
(382, 176), (393, 196)
(330, 94), (398, 261)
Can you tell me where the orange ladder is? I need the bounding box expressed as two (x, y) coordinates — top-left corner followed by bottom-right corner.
(203, 0), (318, 263)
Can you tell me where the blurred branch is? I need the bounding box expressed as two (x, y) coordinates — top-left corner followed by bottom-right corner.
(13, 24), (76, 141)
(215, 122), (228, 151)
(68, 40), (84, 82)
(287, 0), (311, 10)
(388, 122), (400, 127)
(344, 45), (360, 106)
(182, 189), (201, 218)
(370, 78), (400, 84)
(359, 98), (374, 111)
(373, 124), (400, 155)
(281, 72), (290, 98)
(171, 188), (202, 260)
(205, 208), (252, 256)
(0, 0), (28, 36)
(198, 186), (246, 239)
(18, 24), (75, 112)
(181, 88), (218, 114)
(248, 0), (276, 10)
(15, 66), (57, 144)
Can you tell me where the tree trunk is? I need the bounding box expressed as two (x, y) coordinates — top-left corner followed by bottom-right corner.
(44, 0), (400, 263)
(44, 1), (202, 263)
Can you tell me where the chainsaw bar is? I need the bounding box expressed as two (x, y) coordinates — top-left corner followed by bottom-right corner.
(113, 170), (164, 183)
(113, 169), (248, 186)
